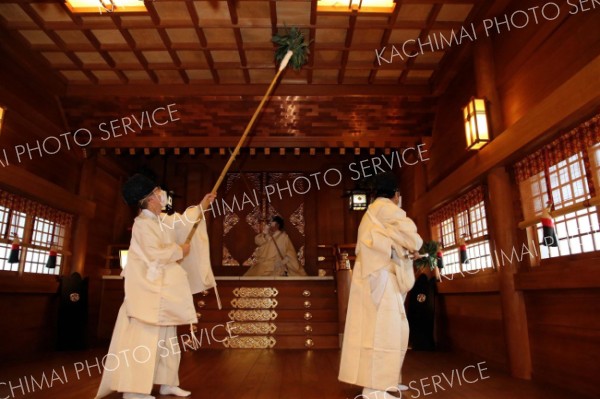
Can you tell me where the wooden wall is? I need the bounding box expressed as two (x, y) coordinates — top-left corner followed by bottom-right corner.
(0, 44), (131, 357)
(406, 7), (600, 398)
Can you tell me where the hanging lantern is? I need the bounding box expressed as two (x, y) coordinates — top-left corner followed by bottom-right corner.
(46, 246), (58, 269)
(541, 208), (558, 247)
(463, 97), (490, 150)
(8, 235), (20, 264)
(459, 237), (469, 264)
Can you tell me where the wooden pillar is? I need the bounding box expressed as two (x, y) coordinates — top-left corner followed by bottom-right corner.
(71, 157), (96, 276)
(487, 167), (532, 379)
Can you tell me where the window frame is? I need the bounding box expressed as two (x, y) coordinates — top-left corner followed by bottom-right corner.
(429, 188), (495, 277)
(0, 196), (72, 277)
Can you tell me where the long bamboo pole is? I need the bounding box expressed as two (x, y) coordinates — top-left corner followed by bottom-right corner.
(184, 50), (294, 244)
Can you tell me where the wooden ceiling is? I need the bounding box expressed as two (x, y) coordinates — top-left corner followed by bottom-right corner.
(0, 0), (498, 150)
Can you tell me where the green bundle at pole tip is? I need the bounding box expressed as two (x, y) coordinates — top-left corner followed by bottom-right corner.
(272, 26), (310, 71)
(413, 240), (441, 270)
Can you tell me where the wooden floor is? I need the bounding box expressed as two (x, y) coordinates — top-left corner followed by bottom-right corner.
(0, 348), (589, 399)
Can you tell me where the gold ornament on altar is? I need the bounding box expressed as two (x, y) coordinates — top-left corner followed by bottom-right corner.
(303, 300), (312, 309)
(227, 322), (277, 335)
(201, 290), (209, 296)
(304, 338), (314, 348)
(302, 290), (311, 297)
(223, 336), (277, 349)
(304, 325), (313, 333)
(228, 309), (278, 322)
(197, 300), (206, 308)
(304, 312), (313, 320)
(69, 293), (80, 302)
(231, 298), (278, 309)
(233, 287), (279, 298)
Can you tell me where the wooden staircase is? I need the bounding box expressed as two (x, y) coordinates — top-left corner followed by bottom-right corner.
(191, 277), (340, 349)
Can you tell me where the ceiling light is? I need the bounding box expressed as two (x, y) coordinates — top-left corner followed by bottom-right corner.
(66, 0), (148, 13)
(317, 0), (396, 13)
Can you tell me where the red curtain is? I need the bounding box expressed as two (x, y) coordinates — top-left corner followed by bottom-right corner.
(0, 189), (73, 228)
(428, 186), (485, 227)
(514, 113), (600, 185)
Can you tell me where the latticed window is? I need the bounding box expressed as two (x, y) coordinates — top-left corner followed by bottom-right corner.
(0, 190), (72, 275)
(429, 186), (493, 276)
(514, 114), (600, 261)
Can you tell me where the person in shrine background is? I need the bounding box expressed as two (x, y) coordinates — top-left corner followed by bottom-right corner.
(96, 174), (216, 399)
(244, 215), (307, 276)
(339, 172), (422, 399)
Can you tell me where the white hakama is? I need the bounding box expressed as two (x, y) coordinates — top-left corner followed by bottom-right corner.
(96, 207), (216, 398)
(339, 198), (422, 391)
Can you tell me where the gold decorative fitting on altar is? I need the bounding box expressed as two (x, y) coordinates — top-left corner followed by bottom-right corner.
(197, 300), (206, 308)
(228, 322), (277, 335)
(302, 290), (311, 297)
(223, 336), (277, 349)
(339, 252), (352, 270)
(231, 298), (278, 309)
(305, 338), (315, 348)
(233, 287), (279, 298)
(191, 325), (198, 333)
(304, 325), (313, 333)
(69, 293), (80, 302)
(303, 300), (312, 309)
(417, 294), (427, 303)
(228, 310), (278, 322)
(201, 290), (210, 297)
(196, 312), (202, 319)
(304, 312), (313, 320)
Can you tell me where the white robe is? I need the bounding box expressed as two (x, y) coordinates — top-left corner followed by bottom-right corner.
(96, 207), (215, 398)
(339, 198), (423, 391)
(244, 230), (307, 276)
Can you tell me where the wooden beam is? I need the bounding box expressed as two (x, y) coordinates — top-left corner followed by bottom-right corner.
(0, 166), (96, 218)
(88, 135), (424, 149)
(0, 26), (66, 94)
(412, 55), (600, 216)
(66, 83), (432, 97)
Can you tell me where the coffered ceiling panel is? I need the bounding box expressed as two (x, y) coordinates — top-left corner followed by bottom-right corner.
(0, 0), (497, 147)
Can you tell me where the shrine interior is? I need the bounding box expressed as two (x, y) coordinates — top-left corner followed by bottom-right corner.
(0, 1), (598, 398)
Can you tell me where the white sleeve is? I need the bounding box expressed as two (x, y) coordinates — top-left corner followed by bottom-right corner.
(369, 269), (389, 308)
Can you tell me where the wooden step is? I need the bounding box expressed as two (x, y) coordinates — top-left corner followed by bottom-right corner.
(196, 296), (338, 310)
(188, 278), (340, 350)
(194, 321), (338, 336)
(180, 333), (340, 350)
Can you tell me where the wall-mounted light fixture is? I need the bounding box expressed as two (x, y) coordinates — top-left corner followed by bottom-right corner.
(0, 106), (5, 134)
(66, 0), (148, 13)
(349, 190), (368, 211)
(317, 0), (395, 13)
(463, 97), (490, 150)
(119, 250), (128, 269)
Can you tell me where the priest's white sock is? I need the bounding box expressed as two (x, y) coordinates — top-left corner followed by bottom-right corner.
(159, 385), (191, 397)
(122, 393), (155, 399)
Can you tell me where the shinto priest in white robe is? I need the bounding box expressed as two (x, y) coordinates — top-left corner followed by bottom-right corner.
(338, 197), (422, 391)
(96, 206), (217, 398)
(244, 230), (307, 276)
